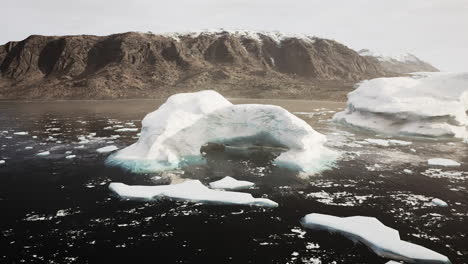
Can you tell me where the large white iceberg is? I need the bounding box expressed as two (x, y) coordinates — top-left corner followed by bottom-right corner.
(107, 90), (337, 174)
(109, 180), (278, 207)
(334, 72), (468, 139)
(300, 213), (451, 264)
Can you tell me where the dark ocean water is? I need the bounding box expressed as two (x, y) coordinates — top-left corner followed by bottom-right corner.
(0, 99), (467, 264)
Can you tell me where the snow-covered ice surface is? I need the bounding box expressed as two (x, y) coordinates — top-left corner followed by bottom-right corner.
(109, 180), (277, 207)
(358, 49), (425, 63)
(301, 213), (451, 263)
(209, 176), (255, 190)
(334, 72), (468, 139)
(160, 29), (318, 45)
(0, 98), (467, 263)
(108, 90), (337, 174)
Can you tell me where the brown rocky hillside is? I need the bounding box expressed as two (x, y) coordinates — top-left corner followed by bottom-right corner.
(0, 31), (437, 100)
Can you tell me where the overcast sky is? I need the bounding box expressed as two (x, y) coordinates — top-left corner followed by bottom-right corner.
(2, 0), (467, 71)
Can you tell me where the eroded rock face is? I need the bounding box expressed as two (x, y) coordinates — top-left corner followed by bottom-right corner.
(0, 31), (436, 99)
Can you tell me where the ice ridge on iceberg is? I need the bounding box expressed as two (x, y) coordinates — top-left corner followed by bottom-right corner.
(107, 90), (337, 174)
(333, 72), (468, 139)
(109, 180), (278, 207)
(300, 213), (451, 264)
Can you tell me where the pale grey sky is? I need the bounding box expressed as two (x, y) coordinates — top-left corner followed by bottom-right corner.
(2, 0), (467, 71)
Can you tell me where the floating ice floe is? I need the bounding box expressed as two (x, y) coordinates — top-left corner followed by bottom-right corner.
(36, 151), (50, 156)
(13, 131), (28, 135)
(428, 158), (461, 167)
(300, 213), (451, 264)
(107, 90), (337, 174)
(115, 128), (138, 132)
(97, 145), (119, 153)
(422, 169), (467, 181)
(0, 160), (5, 165)
(109, 180), (278, 207)
(364, 138), (412, 147)
(65, 155), (76, 159)
(334, 72), (468, 139)
(431, 198), (448, 207)
(209, 176), (255, 190)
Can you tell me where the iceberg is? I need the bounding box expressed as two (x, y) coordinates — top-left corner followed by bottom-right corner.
(109, 180), (278, 207)
(428, 158), (461, 167)
(334, 72), (468, 139)
(300, 213), (451, 264)
(209, 176), (254, 190)
(107, 90), (337, 174)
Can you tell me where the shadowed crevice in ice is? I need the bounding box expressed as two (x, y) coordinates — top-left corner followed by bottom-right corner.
(106, 90), (338, 174)
(300, 213), (451, 264)
(334, 72), (468, 140)
(108, 180), (278, 207)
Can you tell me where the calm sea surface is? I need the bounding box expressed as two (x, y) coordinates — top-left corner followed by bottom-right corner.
(0, 99), (467, 263)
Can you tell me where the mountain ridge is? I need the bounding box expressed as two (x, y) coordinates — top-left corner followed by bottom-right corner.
(0, 31), (438, 100)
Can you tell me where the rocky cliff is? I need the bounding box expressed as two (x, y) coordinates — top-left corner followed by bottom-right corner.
(0, 31), (437, 100)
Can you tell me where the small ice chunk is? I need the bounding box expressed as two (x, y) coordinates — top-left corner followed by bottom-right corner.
(364, 138), (412, 147)
(301, 213), (450, 264)
(431, 198), (448, 207)
(25, 146), (33, 150)
(0, 160), (5, 165)
(36, 151), (50, 156)
(209, 176), (255, 190)
(115, 128), (138, 132)
(428, 158), (461, 167)
(65, 155), (76, 159)
(13, 132), (28, 135)
(109, 180), (277, 207)
(403, 169), (413, 174)
(97, 145), (119, 153)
